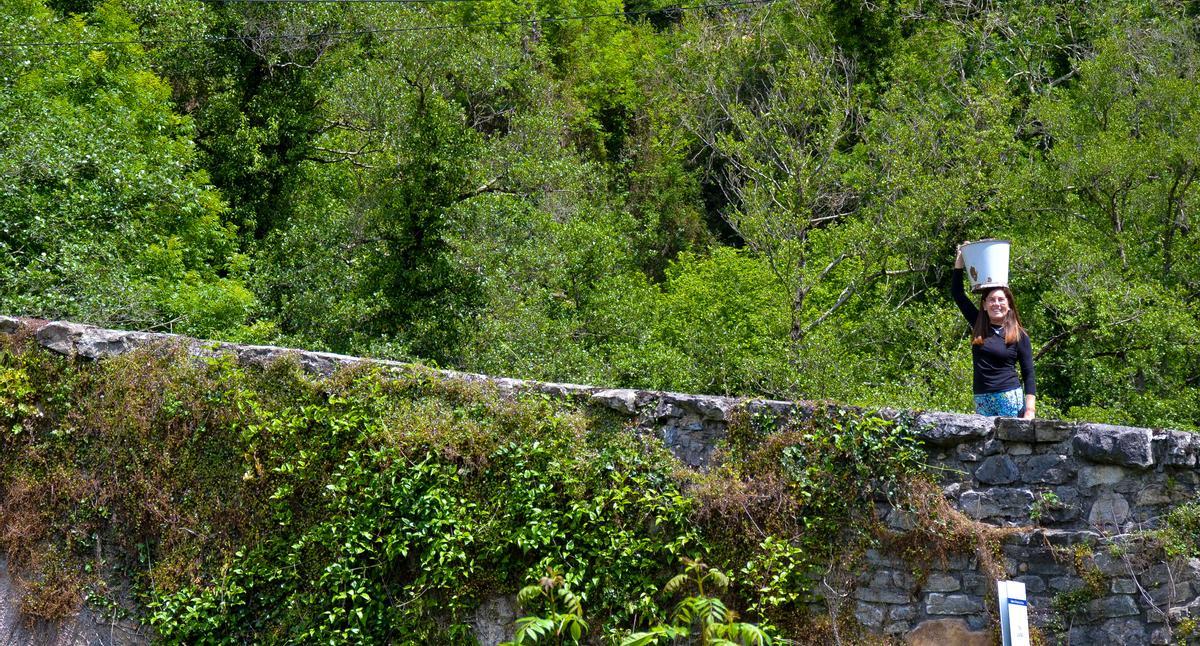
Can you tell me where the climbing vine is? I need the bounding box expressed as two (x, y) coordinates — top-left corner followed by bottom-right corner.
(0, 337), (929, 642)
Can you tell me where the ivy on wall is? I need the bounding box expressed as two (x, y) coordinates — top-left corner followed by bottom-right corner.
(0, 336), (928, 642)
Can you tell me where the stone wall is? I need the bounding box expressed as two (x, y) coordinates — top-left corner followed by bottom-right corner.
(865, 414), (1200, 644)
(2, 317), (1199, 644)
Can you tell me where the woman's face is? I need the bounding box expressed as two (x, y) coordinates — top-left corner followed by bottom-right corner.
(984, 289), (1010, 324)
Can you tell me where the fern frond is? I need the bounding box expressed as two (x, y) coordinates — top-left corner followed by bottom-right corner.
(663, 573), (689, 596)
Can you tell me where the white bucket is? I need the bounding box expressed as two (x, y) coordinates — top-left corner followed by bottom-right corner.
(961, 239), (1010, 293)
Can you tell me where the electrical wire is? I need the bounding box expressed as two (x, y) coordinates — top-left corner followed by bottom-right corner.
(0, 0), (775, 48)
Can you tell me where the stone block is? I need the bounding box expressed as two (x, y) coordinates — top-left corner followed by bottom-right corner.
(891, 570), (919, 592)
(1145, 581), (1190, 606)
(1093, 551), (1127, 577)
(924, 593), (983, 615)
(943, 482), (966, 498)
(0, 316), (20, 335)
(1079, 465), (1128, 488)
(1008, 442), (1033, 456)
(652, 401), (684, 422)
(1168, 604), (1197, 623)
(906, 618), (992, 646)
(1016, 575), (1046, 595)
(995, 417), (1035, 442)
(1033, 418), (1075, 443)
(864, 549), (906, 569)
(1172, 471), (1200, 487)
(955, 443), (983, 462)
(889, 605), (917, 621)
(1087, 595), (1140, 619)
(959, 490), (1000, 519)
(987, 486), (1036, 518)
(1111, 578), (1138, 594)
(982, 438), (1005, 456)
(743, 399), (793, 419)
(36, 320), (170, 361)
(1049, 576), (1083, 591)
(666, 394), (736, 421)
(854, 587), (911, 604)
(474, 595), (518, 646)
(1028, 597), (1055, 623)
(1136, 485), (1172, 507)
(1088, 491), (1131, 529)
(854, 601), (884, 629)
(1037, 528), (1099, 547)
(1001, 544), (1061, 572)
(962, 574), (989, 595)
(922, 573), (961, 593)
(975, 455), (1020, 485)
(1022, 454), (1073, 485)
(590, 389), (639, 415)
(1113, 473), (1155, 495)
(1035, 487), (1082, 523)
(1074, 424), (1155, 469)
(858, 570), (892, 588)
(916, 412), (993, 447)
(1162, 430), (1200, 467)
(1004, 557), (1020, 577)
(1094, 618), (1147, 643)
(883, 621), (910, 635)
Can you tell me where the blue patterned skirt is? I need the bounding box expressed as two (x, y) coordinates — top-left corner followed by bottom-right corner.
(974, 387), (1024, 417)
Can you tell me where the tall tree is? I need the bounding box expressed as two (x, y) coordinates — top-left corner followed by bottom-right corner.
(0, 0), (254, 337)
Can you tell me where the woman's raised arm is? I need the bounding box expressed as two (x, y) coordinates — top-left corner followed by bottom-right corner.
(951, 244), (978, 325)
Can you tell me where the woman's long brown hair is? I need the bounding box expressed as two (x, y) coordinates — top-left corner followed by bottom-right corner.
(972, 286), (1026, 345)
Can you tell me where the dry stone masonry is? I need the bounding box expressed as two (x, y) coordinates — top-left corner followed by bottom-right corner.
(871, 414), (1200, 645)
(2, 316), (1199, 645)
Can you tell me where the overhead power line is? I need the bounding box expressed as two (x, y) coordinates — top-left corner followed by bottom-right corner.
(0, 0), (775, 48)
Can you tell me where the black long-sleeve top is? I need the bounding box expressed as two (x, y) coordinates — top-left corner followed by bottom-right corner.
(952, 268), (1036, 395)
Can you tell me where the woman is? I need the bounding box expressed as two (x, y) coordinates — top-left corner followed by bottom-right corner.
(953, 244), (1036, 419)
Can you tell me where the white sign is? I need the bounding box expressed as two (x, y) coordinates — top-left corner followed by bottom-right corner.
(997, 580), (1030, 646)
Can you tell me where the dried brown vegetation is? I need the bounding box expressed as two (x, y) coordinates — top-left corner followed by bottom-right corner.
(0, 338), (272, 619)
(879, 477), (1022, 608)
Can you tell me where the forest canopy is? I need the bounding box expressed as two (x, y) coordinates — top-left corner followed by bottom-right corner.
(1, 0), (1198, 428)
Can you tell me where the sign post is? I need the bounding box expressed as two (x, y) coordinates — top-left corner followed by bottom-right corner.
(997, 580), (1030, 646)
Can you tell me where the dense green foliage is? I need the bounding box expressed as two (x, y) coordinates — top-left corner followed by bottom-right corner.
(3, 0), (1199, 426)
(0, 338), (923, 641)
(0, 0), (253, 337)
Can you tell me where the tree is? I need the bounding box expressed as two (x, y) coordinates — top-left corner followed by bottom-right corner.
(1022, 5), (1200, 426)
(0, 0), (255, 338)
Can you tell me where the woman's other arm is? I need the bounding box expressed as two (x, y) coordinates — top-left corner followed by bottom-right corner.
(1018, 333), (1037, 419)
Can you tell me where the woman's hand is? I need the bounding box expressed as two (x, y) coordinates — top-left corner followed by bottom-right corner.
(954, 241), (970, 269)
(1022, 394), (1036, 420)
